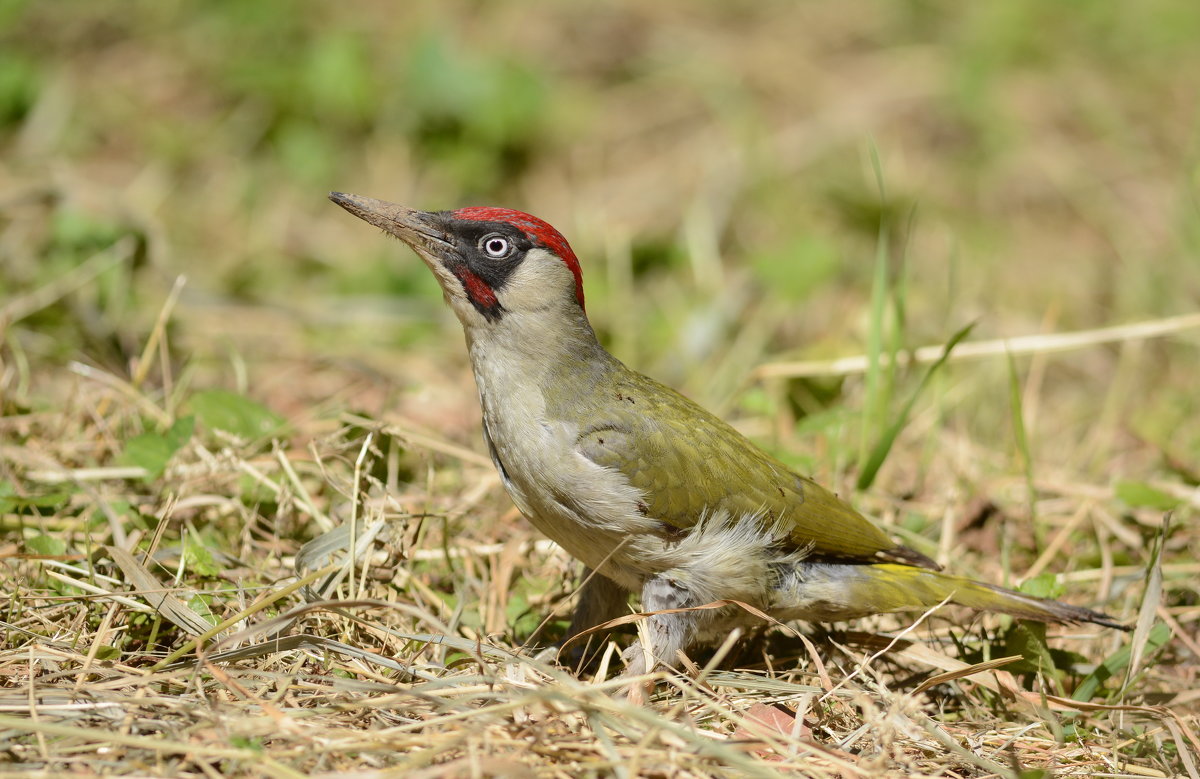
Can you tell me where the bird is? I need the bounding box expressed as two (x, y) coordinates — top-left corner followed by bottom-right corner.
(329, 192), (1126, 679)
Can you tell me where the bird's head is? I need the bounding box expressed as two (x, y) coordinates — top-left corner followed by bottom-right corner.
(330, 193), (585, 330)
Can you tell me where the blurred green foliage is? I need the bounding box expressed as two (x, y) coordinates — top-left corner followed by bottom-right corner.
(188, 389), (286, 442)
(1, 0), (1198, 469)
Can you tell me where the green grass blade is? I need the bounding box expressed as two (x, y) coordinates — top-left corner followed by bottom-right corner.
(858, 143), (892, 475)
(1006, 349), (1036, 525)
(1072, 621), (1171, 702)
(856, 321), (976, 490)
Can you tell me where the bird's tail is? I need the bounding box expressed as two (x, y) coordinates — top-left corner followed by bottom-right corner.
(853, 563), (1127, 630)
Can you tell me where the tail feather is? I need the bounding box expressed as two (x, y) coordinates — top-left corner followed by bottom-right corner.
(862, 564), (1128, 630)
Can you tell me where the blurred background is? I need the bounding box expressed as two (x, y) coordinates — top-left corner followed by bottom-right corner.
(3, 0), (1198, 515)
(2, 5), (1198, 768)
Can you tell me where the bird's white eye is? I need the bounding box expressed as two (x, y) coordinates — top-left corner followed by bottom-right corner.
(481, 235), (512, 259)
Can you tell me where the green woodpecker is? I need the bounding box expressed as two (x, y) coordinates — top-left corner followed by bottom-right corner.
(330, 192), (1125, 676)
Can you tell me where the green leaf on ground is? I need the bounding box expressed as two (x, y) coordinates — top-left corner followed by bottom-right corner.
(184, 534), (222, 578)
(1019, 572), (1064, 600)
(750, 235), (839, 300)
(2, 484), (75, 514)
(1004, 621), (1058, 679)
(187, 593), (219, 626)
(120, 416), (195, 479)
(1114, 480), (1180, 511)
(189, 390), (286, 440)
(26, 534), (67, 556)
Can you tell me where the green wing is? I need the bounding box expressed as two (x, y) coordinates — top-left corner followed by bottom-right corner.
(573, 370), (932, 566)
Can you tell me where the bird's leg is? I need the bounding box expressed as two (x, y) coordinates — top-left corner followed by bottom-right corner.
(567, 569), (630, 637)
(559, 569), (630, 668)
(621, 573), (702, 678)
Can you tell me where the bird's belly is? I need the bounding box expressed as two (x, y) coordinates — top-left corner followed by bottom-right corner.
(481, 413), (654, 589)
(503, 471), (649, 591)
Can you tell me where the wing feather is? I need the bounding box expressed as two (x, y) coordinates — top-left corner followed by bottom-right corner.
(575, 371), (934, 567)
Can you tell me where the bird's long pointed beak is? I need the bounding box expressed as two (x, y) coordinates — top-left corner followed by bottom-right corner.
(329, 192), (455, 256)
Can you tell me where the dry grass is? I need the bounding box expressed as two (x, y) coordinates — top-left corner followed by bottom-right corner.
(1, 317), (1195, 776)
(2, 1), (1200, 776)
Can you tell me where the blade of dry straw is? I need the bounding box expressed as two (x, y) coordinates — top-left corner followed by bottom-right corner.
(754, 312), (1200, 379)
(151, 562), (340, 669)
(1121, 512), (1170, 698)
(108, 546), (212, 636)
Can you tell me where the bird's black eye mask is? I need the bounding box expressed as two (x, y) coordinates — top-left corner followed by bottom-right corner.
(446, 219), (533, 291)
(436, 217), (534, 321)
(445, 206), (587, 311)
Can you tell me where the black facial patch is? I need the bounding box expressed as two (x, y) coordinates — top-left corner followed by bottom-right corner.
(434, 215), (536, 320)
(443, 216), (533, 290)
